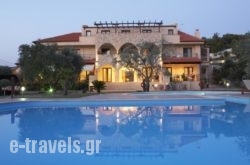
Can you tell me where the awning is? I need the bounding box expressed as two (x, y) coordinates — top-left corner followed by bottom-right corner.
(82, 64), (95, 71)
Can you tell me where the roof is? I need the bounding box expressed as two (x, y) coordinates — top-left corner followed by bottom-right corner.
(84, 58), (95, 64)
(37, 30), (203, 43)
(163, 57), (202, 64)
(178, 31), (204, 43)
(37, 32), (81, 43)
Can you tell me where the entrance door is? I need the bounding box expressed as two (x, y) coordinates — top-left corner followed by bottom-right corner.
(102, 68), (112, 82)
(184, 67), (193, 75)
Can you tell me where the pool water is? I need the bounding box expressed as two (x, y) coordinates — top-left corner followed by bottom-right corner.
(0, 101), (250, 165)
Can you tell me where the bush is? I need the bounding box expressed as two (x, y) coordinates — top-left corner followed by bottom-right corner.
(79, 80), (89, 93)
(92, 80), (106, 93)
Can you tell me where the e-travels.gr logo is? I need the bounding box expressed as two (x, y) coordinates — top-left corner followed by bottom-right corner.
(10, 137), (101, 155)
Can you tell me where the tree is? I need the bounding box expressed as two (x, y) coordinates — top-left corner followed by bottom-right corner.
(205, 33), (224, 53)
(233, 36), (250, 79)
(206, 32), (249, 85)
(0, 79), (11, 96)
(0, 66), (12, 75)
(114, 42), (161, 92)
(18, 43), (59, 89)
(205, 33), (243, 53)
(18, 43), (84, 94)
(0, 66), (17, 97)
(56, 48), (84, 95)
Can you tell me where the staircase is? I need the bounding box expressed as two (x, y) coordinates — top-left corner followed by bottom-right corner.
(104, 82), (142, 92)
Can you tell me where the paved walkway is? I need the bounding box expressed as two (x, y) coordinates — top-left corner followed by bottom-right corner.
(82, 92), (206, 100)
(0, 91), (249, 104)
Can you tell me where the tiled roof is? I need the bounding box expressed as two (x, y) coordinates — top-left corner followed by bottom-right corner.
(84, 58), (95, 64)
(37, 32), (81, 43)
(178, 31), (204, 43)
(163, 57), (202, 64)
(37, 31), (203, 43)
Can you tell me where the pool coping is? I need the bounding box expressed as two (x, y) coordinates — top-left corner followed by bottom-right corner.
(0, 91), (250, 106)
(0, 91), (249, 111)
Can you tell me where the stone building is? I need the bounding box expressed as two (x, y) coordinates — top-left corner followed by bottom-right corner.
(38, 21), (208, 91)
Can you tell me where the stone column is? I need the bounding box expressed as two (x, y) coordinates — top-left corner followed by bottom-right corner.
(114, 52), (120, 82)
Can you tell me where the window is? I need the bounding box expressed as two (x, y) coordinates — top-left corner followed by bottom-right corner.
(86, 30), (91, 36)
(101, 30), (110, 34)
(101, 48), (110, 55)
(142, 29), (152, 33)
(102, 68), (112, 82)
(168, 29), (174, 35)
(184, 67), (193, 75)
(163, 67), (172, 81)
(121, 30), (130, 33)
(80, 71), (89, 81)
(73, 49), (80, 55)
(163, 67), (172, 75)
(183, 48), (192, 57)
(124, 71), (134, 82)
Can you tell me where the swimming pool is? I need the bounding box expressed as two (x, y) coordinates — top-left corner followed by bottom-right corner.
(0, 93), (250, 165)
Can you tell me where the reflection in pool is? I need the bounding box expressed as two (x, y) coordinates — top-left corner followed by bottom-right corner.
(0, 102), (250, 165)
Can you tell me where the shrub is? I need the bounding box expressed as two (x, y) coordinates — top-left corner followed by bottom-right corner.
(92, 80), (106, 93)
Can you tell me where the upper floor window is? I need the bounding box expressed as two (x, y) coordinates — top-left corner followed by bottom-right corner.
(142, 29), (152, 33)
(72, 49), (80, 55)
(101, 30), (110, 34)
(86, 30), (91, 36)
(121, 29), (130, 33)
(183, 48), (192, 57)
(168, 29), (174, 35)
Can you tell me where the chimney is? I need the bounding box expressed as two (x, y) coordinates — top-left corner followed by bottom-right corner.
(194, 29), (201, 38)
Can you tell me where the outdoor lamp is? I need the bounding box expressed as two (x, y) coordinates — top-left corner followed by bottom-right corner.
(48, 87), (54, 93)
(21, 86), (26, 92)
(21, 86), (26, 96)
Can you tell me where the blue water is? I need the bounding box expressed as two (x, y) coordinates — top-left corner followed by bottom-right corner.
(0, 101), (250, 165)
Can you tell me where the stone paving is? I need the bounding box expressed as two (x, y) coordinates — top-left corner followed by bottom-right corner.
(0, 91), (249, 104)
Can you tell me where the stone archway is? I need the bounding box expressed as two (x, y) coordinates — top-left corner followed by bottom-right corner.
(97, 43), (117, 56)
(96, 43), (117, 68)
(118, 43), (138, 54)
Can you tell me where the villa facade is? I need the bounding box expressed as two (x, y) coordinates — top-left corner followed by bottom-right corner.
(38, 21), (209, 91)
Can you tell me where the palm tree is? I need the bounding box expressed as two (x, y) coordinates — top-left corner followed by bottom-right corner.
(92, 80), (106, 93)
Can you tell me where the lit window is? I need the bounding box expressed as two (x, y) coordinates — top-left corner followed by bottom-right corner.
(124, 71), (134, 82)
(102, 68), (112, 82)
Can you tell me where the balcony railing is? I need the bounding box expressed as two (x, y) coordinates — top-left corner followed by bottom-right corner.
(170, 74), (200, 82)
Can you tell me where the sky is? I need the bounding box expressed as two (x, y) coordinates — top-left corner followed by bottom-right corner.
(0, 0), (250, 66)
